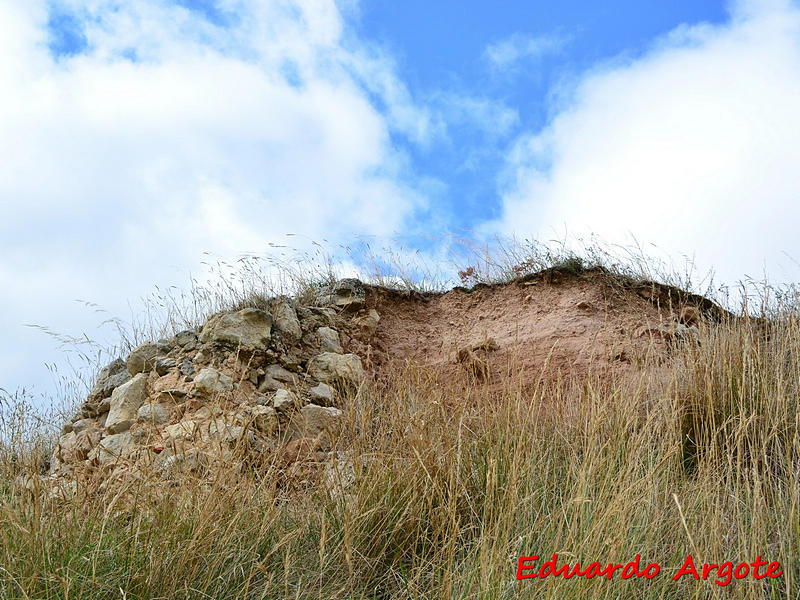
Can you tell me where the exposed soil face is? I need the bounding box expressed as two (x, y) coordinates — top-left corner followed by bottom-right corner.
(45, 269), (715, 486)
(346, 271), (696, 394)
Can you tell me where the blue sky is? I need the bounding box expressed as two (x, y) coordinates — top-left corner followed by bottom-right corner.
(350, 0), (730, 229)
(45, 0), (731, 232)
(4, 0), (800, 405)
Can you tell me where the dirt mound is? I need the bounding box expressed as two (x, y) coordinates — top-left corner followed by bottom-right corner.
(347, 269), (712, 394)
(43, 270), (720, 486)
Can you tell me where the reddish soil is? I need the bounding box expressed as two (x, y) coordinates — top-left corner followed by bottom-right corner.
(345, 270), (699, 394)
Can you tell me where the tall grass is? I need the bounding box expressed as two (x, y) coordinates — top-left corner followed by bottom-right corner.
(1, 308), (798, 598)
(2, 240), (799, 598)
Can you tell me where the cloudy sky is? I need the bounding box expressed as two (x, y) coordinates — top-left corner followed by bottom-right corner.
(3, 0), (800, 402)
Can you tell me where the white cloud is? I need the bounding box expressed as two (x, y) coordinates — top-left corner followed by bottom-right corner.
(0, 0), (430, 400)
(492, 0), (800, 295)
(433, 94), (519, 140)
(484, 32), (567, 71)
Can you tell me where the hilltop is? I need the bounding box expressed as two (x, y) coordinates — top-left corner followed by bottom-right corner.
(45, 267), (723, 487)
(4, 258), (795, 600)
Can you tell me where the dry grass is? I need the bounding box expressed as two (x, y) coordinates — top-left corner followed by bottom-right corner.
(2, 241), (799, 598)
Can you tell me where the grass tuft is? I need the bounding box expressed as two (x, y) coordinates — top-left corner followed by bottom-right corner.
(3, 237), (799, 598)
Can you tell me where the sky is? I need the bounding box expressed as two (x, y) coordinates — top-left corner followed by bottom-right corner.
(3, 0), (800, 405)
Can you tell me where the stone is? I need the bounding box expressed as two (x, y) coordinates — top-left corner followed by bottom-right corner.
(302, 404), (343, 434)
(155, 388), (188, 402)
(290, 404), (343, 447)
(137, 402), (171, 426)
(193, 368), (234, 396)
(194, 406), (214, 420)
(71, 418), (95, 435)
(258, 364), (298, 392)
(106, 373), (149, 434)
(89, 358), (131, 400)
(58, 428), (103, 463)
(270, 297), (302, 344)
(179, 358), (195, 376)
(199, 308), (273, 349)
(246, 405), (278, 435)
(175, 329), (198, 347)
(59, 431), (77, 446)
(324, 457), (358, 499)
(355, 309), (380, 337)
(306, 352), (364, 387)
(297, 306), (336, 331)
(266, 363), (296, 382)
(333, 278), (366, 312)
(154, 448), (207, 479)
(272, 389), (295, 412)
(155, 357), (177, 376)
(102, 365), (133, 396)
(208, 419), (254, 447)
(307, 382), (335, 405)
(165, 420), (200, 442)
(127, 342), (171, 375)
(317, 327), (343, 353)
(90, 432), (134, 465)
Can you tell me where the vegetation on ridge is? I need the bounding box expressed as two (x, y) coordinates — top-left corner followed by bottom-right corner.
(1, 238), (798, 599)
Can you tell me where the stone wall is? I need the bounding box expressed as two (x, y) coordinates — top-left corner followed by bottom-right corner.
(49, 279), (377, 482)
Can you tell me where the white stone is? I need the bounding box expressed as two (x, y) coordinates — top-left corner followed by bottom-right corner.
(246, 405), (279, 435)
(272, 389), (295, 412)
(91, 432), (134, 465)
(194, 368), (234, 396)
(270, 297), (302, 344)
(293, 404), (343, 441)
(199, 308), (272, 348)
(71, 418), (95, 435)
(137, 402), (171, 425)
(307, 382), (335, 404)
(317, 327), (343, 353)
(208, 418), (254, 447)
(126, 342), (171, 375)
(165, 420), (200, 441)
(307, 353), (364, 387)
(106, 373), (148, 434)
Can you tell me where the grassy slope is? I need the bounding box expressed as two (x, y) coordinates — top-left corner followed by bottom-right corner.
(1, 243), (798, 599)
